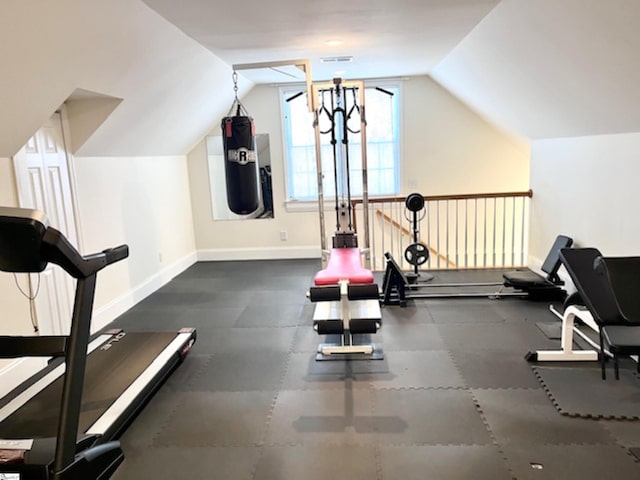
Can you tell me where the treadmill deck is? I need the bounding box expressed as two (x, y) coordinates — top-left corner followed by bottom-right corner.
(0, 331), (190, 440)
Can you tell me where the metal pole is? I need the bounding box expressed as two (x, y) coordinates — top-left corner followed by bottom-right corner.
(357, 81), (371, 268)
(521, 197), (527, 266)
(53, 274), (96, 478)
(311, 84), (327, 257)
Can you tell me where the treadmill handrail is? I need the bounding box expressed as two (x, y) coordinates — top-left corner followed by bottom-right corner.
(0, 336), (67, 358)
(0, 207), (128, 277)
(42, 227), (129, 279)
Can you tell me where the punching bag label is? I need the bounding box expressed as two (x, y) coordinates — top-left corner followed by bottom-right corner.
(227, 147), (257, 165)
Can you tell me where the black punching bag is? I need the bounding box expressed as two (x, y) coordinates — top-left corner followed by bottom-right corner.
(222, 116), (260, 215)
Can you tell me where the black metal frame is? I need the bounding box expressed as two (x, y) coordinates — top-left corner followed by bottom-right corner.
(557, 248), (640, 380)
(0, 208), (128, 479)
(593, 256), (640, 380)
(381, 251), (519, 304)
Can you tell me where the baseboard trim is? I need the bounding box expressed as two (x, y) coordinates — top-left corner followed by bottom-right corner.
(91, 251), (197, 332)
(197, 245), (321, 262)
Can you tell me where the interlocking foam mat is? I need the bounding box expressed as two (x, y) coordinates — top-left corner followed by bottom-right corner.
(533, 365), (640, 420)
(535, 321), (562, 340)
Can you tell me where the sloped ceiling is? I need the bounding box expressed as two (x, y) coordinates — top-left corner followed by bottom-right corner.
(144, 0), (640, 141)
(142, 0), (500, 82)
(3, 0), (637, 158)
(0, 0), (251, 158)
(432, 0), (640, 139)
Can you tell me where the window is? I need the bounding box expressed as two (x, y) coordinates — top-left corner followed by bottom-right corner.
(281, 81), (401, 203)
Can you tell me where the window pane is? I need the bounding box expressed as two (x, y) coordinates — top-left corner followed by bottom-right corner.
(283, 83), (400, 201)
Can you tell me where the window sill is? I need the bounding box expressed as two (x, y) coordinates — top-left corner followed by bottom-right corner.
(284, 200), (319, 213)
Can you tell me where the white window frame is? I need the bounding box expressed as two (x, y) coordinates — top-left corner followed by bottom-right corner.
(280, 80), (402, 211)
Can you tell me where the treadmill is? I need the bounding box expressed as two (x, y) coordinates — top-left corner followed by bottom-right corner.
(0, 207), (196, 479)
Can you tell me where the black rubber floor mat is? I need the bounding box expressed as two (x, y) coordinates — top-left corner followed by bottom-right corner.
(536, 321), (562, 340)
(533, 365), (640, 419)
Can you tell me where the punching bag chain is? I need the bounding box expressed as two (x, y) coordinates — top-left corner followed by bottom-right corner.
(233, 70), (239, 100)
(227, 70), (249, 117)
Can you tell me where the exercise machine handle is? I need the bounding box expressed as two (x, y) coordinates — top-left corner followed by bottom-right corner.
(102, 245), (129, 266)
(42, 228), (129, 279)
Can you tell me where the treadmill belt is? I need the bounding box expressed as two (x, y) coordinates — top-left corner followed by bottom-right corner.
(0, 331), (178, 439)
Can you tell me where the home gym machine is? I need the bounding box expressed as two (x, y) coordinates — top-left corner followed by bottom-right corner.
(0, 207), (196, 479)
(307, 78), (383, 360)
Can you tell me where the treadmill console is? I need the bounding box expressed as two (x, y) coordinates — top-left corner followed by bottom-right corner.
(0, 207), (50, 273)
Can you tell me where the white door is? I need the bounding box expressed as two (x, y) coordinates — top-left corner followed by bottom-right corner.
(13, 112), (79, 336)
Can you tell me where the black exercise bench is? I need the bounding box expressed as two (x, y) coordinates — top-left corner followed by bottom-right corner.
(502, 234), (573, 300)
(593, 255), (640, 379)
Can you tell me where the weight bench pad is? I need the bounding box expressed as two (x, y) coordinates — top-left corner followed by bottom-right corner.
(314, 248), (374, 286)
(603, 326), (640, 353)
(503, 269), (548, 287)
(503, 234), (573, 287)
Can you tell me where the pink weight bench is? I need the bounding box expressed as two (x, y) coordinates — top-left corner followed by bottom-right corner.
(309, 248), (383, 360)
(314, 248), (375, 286)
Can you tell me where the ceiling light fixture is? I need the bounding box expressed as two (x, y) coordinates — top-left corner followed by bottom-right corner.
(325, 40), (343, 47)
(320, 56), (353, 64)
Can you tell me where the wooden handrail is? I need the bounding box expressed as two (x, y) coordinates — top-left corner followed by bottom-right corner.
(352, 190), (533, 232)
(353, 189), (533, 206)
(351, 190), (533, 269)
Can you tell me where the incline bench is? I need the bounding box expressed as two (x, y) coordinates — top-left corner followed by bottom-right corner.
(528, 247), (640, 379)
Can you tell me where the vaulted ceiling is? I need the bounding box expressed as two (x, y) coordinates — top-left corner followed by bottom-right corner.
(1, 0), (638, 158)
(432, 0), (640, 139)
(142, 0), (500, 82)
(144, 0), (640, 141)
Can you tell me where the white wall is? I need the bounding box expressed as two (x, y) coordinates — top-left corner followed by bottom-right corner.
(529, 132), (640, 264)
(402, 76), (529, 195)
(187, 76), (530, 257)
(73, 155), (197, 329)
